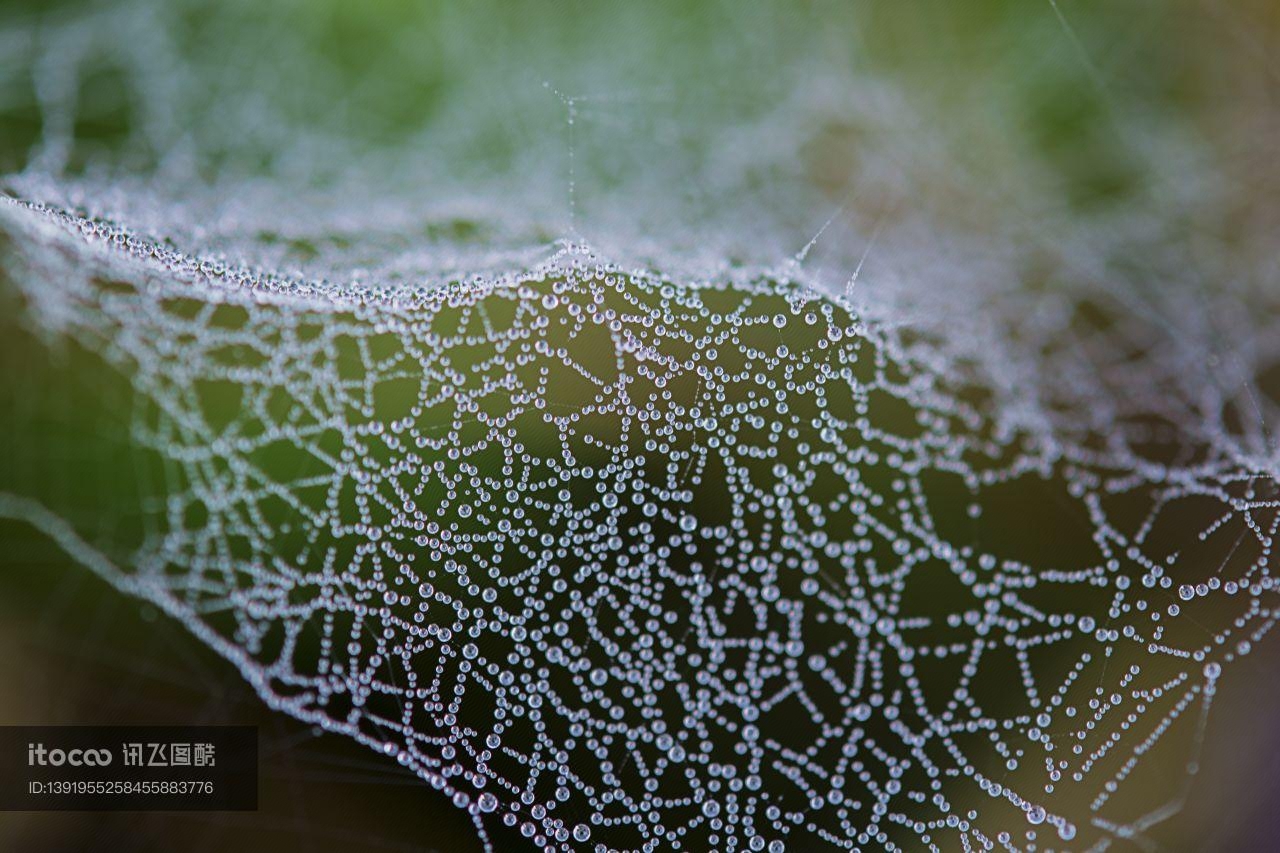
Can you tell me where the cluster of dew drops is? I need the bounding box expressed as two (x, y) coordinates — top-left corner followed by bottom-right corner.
(4, 200), (1279, 851)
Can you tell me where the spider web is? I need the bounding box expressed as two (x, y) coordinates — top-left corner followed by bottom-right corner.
(1, 1), (1279, 851)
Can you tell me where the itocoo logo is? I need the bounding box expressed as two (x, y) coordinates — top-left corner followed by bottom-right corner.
(27, 743), (113, 767)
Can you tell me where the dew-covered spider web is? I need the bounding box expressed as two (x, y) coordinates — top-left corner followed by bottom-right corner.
(2, 1), (1279, 851)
